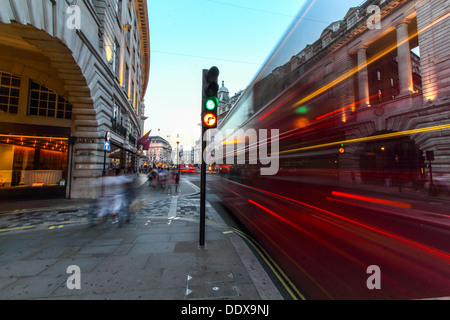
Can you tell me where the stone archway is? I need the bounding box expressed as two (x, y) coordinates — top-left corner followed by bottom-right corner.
(0, 14), (102, 198)
(359, 130), (425, 188)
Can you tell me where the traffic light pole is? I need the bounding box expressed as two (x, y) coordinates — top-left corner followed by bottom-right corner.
(199, 66), (219, 249)
(199, 126), (207, 248)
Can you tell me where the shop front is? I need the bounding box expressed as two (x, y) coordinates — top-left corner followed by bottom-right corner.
(109, 141), (137, 174)
(0, 123), (71, 200)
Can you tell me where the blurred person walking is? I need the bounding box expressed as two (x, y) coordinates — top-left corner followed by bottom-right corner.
(167, 169), (176, 194)
(149, 164), (158, 188)
(175, 168), (180, 193)
(96, 168), (133, 228)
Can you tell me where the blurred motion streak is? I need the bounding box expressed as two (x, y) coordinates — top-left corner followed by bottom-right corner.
(212, 0), (450, 299)
(290, 10), (450, 110)
(279, 123), (450, 155)
(248, 198), (368, 268)
(331, 191), (412, 209)
(246, 184), (450, 264)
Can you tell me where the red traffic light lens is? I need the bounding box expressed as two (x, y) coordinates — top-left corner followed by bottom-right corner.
(205, 81), (219, 97)
(203, 113), (217, 127)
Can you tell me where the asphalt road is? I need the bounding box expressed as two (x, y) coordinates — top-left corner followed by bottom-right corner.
(196, 173), (450, 300)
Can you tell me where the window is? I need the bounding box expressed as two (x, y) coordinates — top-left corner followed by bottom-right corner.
(347, 15), (357, 29)
(378, 89), (383, 102)
(325, 62), (333, 75)
(113, 99), (119, 120)
(322, 36), (331, 49)
(130, 79), (134, 104)
(113, 39), (120, 78)
(0, 71), (20, 114)
(126, 28), (131, 46)
(124, 64), (129, 96)
(29, 80), (72, 119)
(116, 0), (122, 19)
(332, 23), (340, 32)
(113, 98), (124, 124)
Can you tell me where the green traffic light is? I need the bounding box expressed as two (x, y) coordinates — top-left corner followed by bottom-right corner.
(206, 97), (219, 111)
(295, 106), (309, 114)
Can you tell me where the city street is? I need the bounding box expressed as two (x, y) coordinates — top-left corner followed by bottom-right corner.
(207, 174), (450, 300)
(0, 176), (282, 300)
(1, 0), (450, 302)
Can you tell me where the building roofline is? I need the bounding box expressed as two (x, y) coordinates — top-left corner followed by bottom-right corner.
(134, 0), (151, 97)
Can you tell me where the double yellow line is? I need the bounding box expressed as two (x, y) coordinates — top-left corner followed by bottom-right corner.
(184, 213), (306, 300)
(229, 226), (307, 300)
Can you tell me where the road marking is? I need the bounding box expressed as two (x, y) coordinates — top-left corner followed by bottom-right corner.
(0, 225), (36, 232)
(49, 225), (64, 230)
(175, 212), (305, 300)
(168, 195), (178, 219)
(0, 219), (86, 233)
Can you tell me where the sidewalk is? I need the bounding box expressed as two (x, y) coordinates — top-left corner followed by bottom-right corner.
(0, 176), (283, 300)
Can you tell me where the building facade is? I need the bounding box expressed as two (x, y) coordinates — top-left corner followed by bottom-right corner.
(250, 0), (450, 186)
(0, 0), (150, 199)
(217, 81), (244, 127)
(147, 136), (172, 166)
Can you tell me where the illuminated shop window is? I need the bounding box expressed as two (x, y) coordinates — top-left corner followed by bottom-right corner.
(28, 80), (72, 119)
(0, 71), (21, 114)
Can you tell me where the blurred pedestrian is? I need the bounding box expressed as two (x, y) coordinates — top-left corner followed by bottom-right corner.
(158, 167), (168, 190)
(150, 164), (158, 188)
(175, 168), (180, 193)
(96, 168), (133, 227)
(123, 172), (139, 223)
(95, 169), (115, 228)
(110, 169), (126, 224)
(167, 169), (176, 194)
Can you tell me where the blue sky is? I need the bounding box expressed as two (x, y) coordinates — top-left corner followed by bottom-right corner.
(144, 0), (307, 146)
(143, 0), (363, 147)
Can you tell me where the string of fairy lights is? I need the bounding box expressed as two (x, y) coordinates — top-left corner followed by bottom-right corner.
(0, 134), (68, 153)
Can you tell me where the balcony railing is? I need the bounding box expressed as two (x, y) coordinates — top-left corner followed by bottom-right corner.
(111, 118), (127, 137)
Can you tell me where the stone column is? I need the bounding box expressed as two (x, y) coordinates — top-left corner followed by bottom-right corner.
(396, 22), (414, 95)
(357, 46), (370, 107)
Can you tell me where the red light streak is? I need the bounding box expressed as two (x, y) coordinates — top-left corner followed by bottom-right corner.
(180, 169), (196, 173)
(258, 89), (303, 121)
(245, 184), (450, 263)
(248, 199), (301, 232)
(258, 103), (283, 121)
(315, 93), (379, 121)
(248, 198), (366, 268)
(331, 191), (411, 209)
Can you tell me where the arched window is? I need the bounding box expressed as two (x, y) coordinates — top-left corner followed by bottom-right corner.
(28, 80), (72, 119)
(0, 71), (21, 114)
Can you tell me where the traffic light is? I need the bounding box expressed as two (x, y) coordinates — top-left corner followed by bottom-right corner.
(202, 66), (219, 129)
(339, 143), (345, 154)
